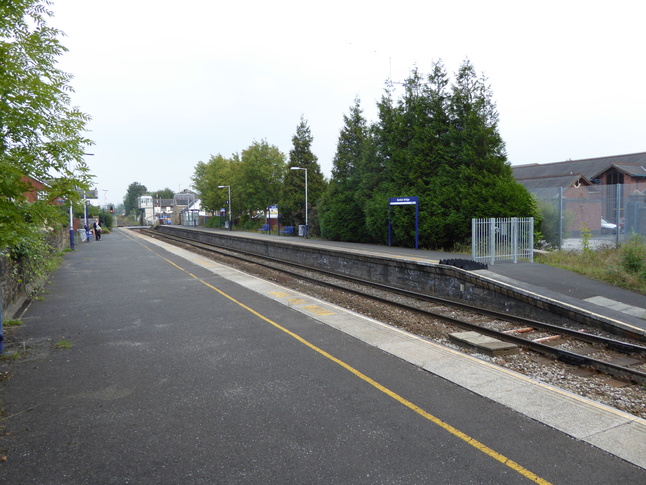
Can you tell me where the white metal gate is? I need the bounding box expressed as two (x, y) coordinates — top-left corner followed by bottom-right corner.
(472, 217), (534, 264)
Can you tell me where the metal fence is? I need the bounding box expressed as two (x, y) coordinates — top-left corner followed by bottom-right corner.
(472, 217), (534, 264)
(531, 183), (646, 250)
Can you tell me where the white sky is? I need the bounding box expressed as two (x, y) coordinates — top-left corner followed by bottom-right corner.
(51, 0), (645, 205)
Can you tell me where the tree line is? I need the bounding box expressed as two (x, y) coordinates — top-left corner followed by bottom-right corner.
(2, 2), (533, 254)
(192, 60), (536, 249)
(1, 1), (93, 252)
(192, 116), (327, 231)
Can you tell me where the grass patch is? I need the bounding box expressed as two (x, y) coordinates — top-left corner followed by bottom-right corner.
(2, 319), (22, 327)
(0, 351), (24, 361)
(536, 235), (646, 295)
(54, 339), (73, 349)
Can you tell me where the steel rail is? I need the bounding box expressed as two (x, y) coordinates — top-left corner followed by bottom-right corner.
(143, 229), (646, 383)
(148, 229), (646, 353)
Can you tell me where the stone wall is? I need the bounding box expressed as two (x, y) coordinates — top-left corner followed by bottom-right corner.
(0, 230), (67, 318)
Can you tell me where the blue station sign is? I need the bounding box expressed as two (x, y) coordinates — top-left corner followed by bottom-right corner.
(389, 196), (419, 206)
(387, 196), (419, 249)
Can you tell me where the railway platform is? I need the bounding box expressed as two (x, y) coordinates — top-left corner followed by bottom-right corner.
(356, 236), (646, 335)
(0, 228), (645, 483)
(164, 226), (646, 337)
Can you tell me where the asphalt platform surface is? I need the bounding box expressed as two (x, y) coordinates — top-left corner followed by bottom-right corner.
(0, 228), (645, 484)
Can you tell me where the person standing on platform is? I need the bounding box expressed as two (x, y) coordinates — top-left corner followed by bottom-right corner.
(93, 219), (102, 241)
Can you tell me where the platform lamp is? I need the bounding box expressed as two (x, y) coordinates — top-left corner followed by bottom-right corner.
(290, 166), (308, 238)
(68, 153), (94, 250)
(68, 196), (75, 250)
(218, 185), (232, 230)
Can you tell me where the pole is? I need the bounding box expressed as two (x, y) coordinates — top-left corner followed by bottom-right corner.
(388, 208), (392, 247)
(415, 201), (419, 250)
(615, 183), (622, 248)
(218, 185), (232, 230)
(304, 168), (308, 238)
(69, 200), (75, 250)
(290, 167), (308, 238)
(0, 287), (4, 353)
(228, 185), (232, 230)
(489, 218), (496, 265)
(471, 219), (476, 261)
(558, 186), (563, 250)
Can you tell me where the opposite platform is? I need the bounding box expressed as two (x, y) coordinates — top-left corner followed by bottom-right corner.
(158, 225), (646, 339)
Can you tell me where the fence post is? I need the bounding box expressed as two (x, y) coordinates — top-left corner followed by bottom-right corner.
(616, 183), (622, 248)
(489, 218), (495, 265)
(471, 219), (476, 261)
(512, 217), (518, 263)
(529, 217), (534, 262)
(558, 187), (563, 249)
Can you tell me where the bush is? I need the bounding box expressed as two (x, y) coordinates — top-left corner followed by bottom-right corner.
(536, 236), (646, 294)
(620, 235), (646, 275)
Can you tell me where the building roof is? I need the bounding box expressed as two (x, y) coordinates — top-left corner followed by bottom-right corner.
(517, 174), (591, 191)
(173, 192), (196, 206)
(187, 199), (202, 210)
(512, 152), (646, 190)
(603, 162), (646, 178)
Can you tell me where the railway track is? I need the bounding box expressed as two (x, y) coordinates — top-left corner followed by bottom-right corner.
(140, 228), (646, 385)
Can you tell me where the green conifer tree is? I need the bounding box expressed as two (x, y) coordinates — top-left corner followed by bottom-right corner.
(280, 116), (327, 234)
(320, 98), (370, 241)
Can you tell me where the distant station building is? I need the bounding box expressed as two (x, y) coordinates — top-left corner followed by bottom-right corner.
(138, 195), (155, 225)
(137, 190), (198, 226)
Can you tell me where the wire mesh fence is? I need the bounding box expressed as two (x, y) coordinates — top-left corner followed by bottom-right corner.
(531, 183), (646, 250)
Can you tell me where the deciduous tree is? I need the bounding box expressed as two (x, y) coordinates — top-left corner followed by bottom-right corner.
(151, 188), (175, 200)
(191, 154), (235, 216)
(0, 0), (93, 249)
(237, 140), (285, 224)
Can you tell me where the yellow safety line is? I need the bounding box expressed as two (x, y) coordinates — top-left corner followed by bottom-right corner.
(126, 230), (553, 485)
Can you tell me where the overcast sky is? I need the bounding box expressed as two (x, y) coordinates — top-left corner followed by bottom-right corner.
(51, 0), (645, 205)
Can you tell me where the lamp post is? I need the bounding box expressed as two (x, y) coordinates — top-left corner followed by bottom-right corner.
(102, 189), (108, 225)
(69, 198), (75, 250)
(83, 195), (88, 228)
(290, 166), (308, 238)
(218, 185), (232, 230)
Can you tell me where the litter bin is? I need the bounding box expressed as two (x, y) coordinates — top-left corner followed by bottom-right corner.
(298, 225), (306, 237)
